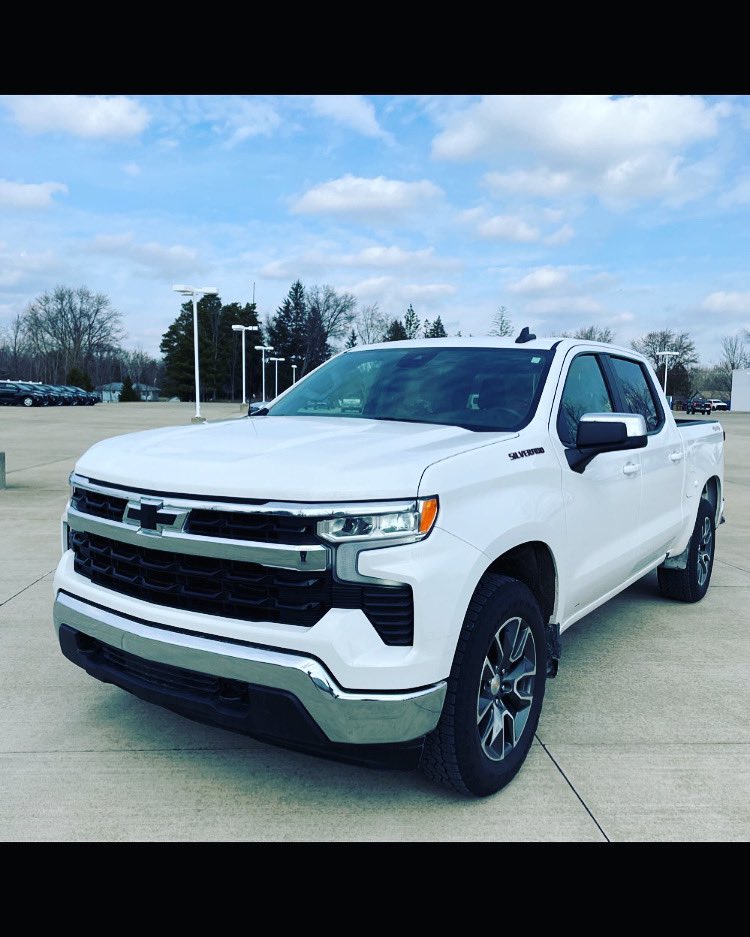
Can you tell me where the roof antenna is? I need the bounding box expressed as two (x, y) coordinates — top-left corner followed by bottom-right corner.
(515, 326), (536, 344)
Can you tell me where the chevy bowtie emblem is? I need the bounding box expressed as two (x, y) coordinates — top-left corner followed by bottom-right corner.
(127, 497), (173, 534)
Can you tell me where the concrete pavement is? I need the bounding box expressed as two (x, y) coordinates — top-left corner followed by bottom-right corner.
(0, 402), (748, 840)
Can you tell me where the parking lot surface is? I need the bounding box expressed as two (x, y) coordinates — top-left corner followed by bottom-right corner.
(1, 402), (748, 841)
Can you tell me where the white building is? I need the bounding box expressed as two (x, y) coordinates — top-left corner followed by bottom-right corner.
(96, 382), (161, 402)
(731, 369), (750, 412)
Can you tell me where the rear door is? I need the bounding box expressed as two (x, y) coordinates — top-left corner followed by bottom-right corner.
(551, 350), (644, 617)
(603, 354), (685, 560)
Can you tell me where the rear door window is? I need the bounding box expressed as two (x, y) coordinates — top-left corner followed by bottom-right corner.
(607, 356), (663, 433)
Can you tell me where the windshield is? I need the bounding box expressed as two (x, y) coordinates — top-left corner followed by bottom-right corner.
(268, 346), (553, 432)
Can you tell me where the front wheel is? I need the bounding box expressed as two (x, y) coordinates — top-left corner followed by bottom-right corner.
(421, 574), (547, 796)
(22, 396), (34, 407)
(657, 497), (715, 602)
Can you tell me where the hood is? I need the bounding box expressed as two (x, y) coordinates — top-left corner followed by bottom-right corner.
(75, 414), (515, 501)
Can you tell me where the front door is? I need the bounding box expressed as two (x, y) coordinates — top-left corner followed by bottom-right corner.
(550, 351), (644, 618)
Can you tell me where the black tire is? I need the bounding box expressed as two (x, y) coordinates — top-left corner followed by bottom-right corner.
(657, 497), (715, 602)
(420, 574), (547, 796)
(22, 396), (33, 407)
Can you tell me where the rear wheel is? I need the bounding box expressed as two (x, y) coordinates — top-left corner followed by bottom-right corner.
(421, 574), (547, 796)
(658, 497), (715, 602)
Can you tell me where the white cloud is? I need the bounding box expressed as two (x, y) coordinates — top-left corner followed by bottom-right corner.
(407, 283), (456, 299)
(307, 96), (392, 142)
(544, 223), (575, 245)
(0, 179), (67, 208)
(703, 291), (750, 314)
(720, 176), (750, 206)
(89, 234), (204, 279)
(0, 245), (64, 287)
(526, 295), (604, 316)
(342, 245), (442, 267)
(214, 98), (282, 145)
(432, 95), (729, 205)
(508, 266), (570, 294)
(341, 275), (456, 308)
(122, 162), (141, 177)
(477, 214), (540, 242)
(2, 95), (149, 138)
(434, 95), (723, 162)
(485, 168), (573, 197)
(291, 174), (442, 220)
(259, 244), (457, 280)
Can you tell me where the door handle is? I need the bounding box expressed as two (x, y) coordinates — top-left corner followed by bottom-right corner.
(623, 462), (639, 477)
(669, 451), (684, 463)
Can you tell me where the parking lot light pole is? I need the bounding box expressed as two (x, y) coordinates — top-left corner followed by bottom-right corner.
(231, 324), (259, 406)
(254, 345), (273, 404)
(291, 363), (298, 384)
(269, 357), (286, 398)
(656, 350), (679, 396)
(172, 285), (219, 423)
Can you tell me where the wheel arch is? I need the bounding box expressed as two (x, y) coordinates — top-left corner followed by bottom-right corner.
(483, 540), (558, 626)
(702, 475), (722, 527)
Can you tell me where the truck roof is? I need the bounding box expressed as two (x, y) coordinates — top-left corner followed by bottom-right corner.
(351, 335), (645, 359)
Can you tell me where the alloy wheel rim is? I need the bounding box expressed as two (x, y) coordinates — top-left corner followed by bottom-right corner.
(476, 616), (537, 762)
(697, 515), (713, 587)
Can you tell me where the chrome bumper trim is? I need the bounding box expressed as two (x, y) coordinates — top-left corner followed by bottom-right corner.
(54, 591), (446, 745)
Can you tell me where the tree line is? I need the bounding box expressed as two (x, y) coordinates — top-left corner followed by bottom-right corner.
(0, 285), (162, 390)
(3, 284), (748, 403)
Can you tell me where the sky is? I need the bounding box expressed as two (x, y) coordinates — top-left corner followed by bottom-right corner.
(1, 93), (749, 364)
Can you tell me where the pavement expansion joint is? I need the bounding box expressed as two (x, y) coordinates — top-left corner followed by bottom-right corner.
(535, 733), (611, 842)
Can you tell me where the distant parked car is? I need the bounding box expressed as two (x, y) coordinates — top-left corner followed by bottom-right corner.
(62, 385), (95, 406)
(686, 395), (711, 415)
(34, 383), (67, 406)
(707, 399), (728, 411)
(0, 381), (47, 407)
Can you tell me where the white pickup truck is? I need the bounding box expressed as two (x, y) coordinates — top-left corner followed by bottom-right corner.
(53, 335), (725, 796)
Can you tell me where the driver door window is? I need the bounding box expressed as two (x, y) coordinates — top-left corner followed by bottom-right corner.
(557, 354), (614, 446)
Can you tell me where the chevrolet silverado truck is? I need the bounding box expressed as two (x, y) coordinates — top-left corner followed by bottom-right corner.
(53, 335), (725, 796)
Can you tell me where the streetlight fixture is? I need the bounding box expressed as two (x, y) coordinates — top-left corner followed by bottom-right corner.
(172, 284), (219, 423)
(231, 323), (259, 406)
(254, 345), (274, 404)
(269, 357), (286, 398)
(655, 350), (679, 397)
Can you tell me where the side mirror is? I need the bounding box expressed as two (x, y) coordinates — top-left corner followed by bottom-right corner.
(567, 412), (647, 473)
(247, 404), (269, 417)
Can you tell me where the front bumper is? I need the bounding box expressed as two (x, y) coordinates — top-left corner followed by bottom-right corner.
(54, 591), (447, 761)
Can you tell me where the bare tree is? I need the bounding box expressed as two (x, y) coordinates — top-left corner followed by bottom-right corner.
(489, 305), (513, 337)
(571, 325), (615, 343)
(355, 303), (388, 345)
(719, 333), (749, 373)
(631, 328), (698, 369)
(303, 285), (357, 375)
(22, 285), (124, 382)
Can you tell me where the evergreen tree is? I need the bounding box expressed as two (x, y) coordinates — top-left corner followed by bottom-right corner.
(66, 366), (93, 390)
(160, 294), (262, 401)
(119, 374), (139, 402)
(384, 318), (408, 341)
(265, 280), (308, 389)
(403, 303), (421, 339)
(345, 328), (358, 348)
(489, 306), (513, 337)
(425, 316), (447, 338)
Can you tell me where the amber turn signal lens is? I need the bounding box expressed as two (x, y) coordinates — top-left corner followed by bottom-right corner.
(418, 497), (439, 534)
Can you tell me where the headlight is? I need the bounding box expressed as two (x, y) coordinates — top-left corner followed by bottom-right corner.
(317, 497), (439, 543)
